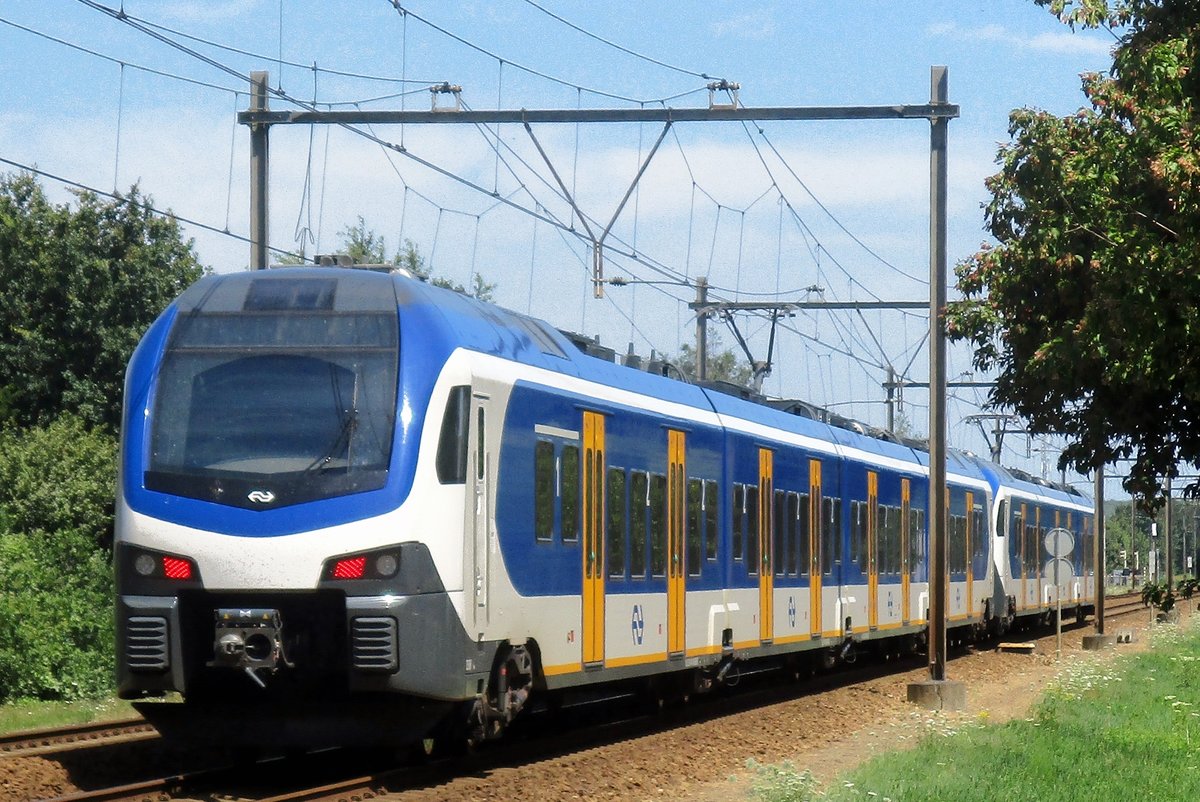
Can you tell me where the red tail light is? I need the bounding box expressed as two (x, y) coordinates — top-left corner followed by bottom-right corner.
(332, 556), (367, 579)
(162, 555), (193, 580)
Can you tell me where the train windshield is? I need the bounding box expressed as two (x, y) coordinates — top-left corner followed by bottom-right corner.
(145, 272), (400, 510)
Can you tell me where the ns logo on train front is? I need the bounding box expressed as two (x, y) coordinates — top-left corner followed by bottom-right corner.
(115, 265), (1096, 748)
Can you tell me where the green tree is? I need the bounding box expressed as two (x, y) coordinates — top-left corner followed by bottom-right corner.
(0, 173), (205, 430)
(674, 338), (755, 386)
(945, 1), (1200, 508)
(334, 218), (497, 302)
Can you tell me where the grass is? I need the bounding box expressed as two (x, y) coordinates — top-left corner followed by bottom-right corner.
(751, 618), (1200, 802)
(0, 696), (139, 735)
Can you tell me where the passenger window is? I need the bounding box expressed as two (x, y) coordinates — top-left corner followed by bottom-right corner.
(561, 445), (580, 542)
(798, 493), (811, 577)
(607, 468), (627, 578)
(746, 485), (760, 576)
(631, 472), (648, 578)
(650, 473), (667, 576)
(687, 479), (703, 577)
(786, 492), (799, 576)
(732, 484), (745, 562)
(774, 490), (786, 578)
(435, 386), (470, 484)
(704, 481), (719, 561)
(822, 497), (839, 575)
(534, 440), (554, 542)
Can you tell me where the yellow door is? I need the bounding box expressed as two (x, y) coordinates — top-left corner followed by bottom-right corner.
(809, 459), (822, 638)
(668, 430), (686, 655)
(759, 449), (774, 642)
(900, 479), (911, 625)
(582, 412), (606, 665)
(867, 472), (879, 630)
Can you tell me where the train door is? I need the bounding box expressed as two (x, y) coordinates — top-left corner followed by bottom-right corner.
(900, 478), (911, 625)
(867, 471), (879, 630)
(965, 491), (975, 609)
(471, 394), (491, 627)
(759, 448), (774, 643)
(1019, 502), (1028, 610)
(582, 412), (606, 665)
(667, 430), (686, 656)
(809, 459), (822, 638)
(1035, 507), (1043, 608)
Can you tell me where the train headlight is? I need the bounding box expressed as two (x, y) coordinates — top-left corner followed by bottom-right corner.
(374, 554), (399, 578)
(134, 554), (157, 576)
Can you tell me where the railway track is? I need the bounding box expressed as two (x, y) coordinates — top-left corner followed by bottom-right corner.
(17, 596), (1160, 802)
(0, 718), (156, 758)
(1103, 590), (1150, 619)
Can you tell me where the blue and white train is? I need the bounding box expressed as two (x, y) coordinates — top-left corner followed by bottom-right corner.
(115, 265), (1096, 747)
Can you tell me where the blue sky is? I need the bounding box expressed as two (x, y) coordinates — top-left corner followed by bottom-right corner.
(0, 1), (1120, 491)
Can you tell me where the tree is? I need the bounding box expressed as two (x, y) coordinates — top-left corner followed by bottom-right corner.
(673, 340), (755, 386)
(945, 1), (1200, 508)
(0, 173), (205, 430)
(336, 217), (497, 302)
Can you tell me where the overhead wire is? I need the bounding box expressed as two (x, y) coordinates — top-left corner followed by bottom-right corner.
(517, 0), (722, 81)
(385, 2), (710, 106)
(71, 0), (921, 406)
(0, 155), (303, 260)
(122, 6), (447, 85)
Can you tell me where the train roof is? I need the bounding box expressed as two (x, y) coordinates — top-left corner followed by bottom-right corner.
(241, 267), (1042, 495)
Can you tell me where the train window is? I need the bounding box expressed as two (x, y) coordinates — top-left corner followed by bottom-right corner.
(949, 514), (965, 576)
(746, 485), (760, 576)
(822, 497), (839, 576)
(607, 468), (627, 578)
(774, 490), (787, 578)
(435, 386), (471, 484)
(561, 445), (580, 543)
(732, 484), (745, 562)
(650, 473), (667, 577)
(704, 481), (719, 561)
(630, 472), (648, 579)
(995, 500), (1007, 538)
(786, 492), (799, 576)
(973, 509), (986, 561)
(534, 440), (555, 542)
(877, 506), (889, 575)
(688, 479), (703, 577)
(909, 508), (925, 578)
(849, 500), (863, 566)
(798, 493), (811, 577)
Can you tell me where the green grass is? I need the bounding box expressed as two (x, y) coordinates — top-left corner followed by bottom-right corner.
(0, 696), (139, 735)
(752, 619), (1200, 802)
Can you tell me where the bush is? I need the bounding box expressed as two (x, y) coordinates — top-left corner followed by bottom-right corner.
(0, 414), (116, 549)
(0, 529), (114, 701)
(0, 416), (118, 702)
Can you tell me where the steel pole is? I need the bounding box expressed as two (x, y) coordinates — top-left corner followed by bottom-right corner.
(927, 66), (949, 682)
(1166, 477), (1174, 588)
(696, 278), (709, 381)
(249, 71), (270, 270)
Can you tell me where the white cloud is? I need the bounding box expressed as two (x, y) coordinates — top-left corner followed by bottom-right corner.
(929, 21), (1111, 59)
